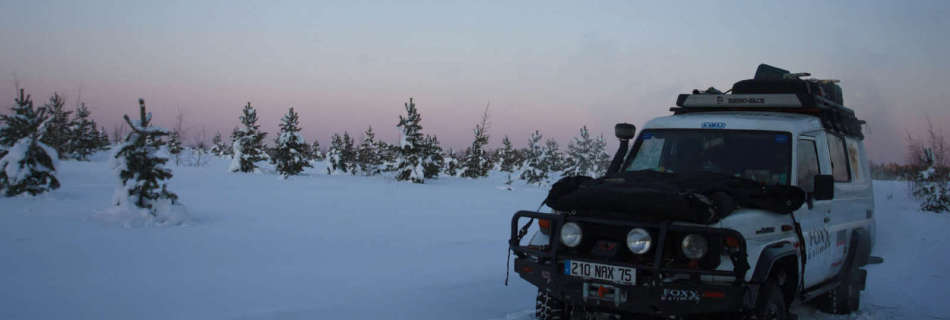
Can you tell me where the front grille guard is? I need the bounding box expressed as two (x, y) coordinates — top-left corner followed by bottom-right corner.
(509, 210), (750, 285)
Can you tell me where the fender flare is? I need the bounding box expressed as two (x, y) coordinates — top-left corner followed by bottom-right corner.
(750, 242), (798, 283)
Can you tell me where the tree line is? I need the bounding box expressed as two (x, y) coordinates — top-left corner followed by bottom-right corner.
(217, 97), (612, 184)
(0, 90), (611, 221)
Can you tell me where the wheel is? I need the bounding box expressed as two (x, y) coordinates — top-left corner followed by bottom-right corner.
(536, 290), (569, 320)
(751, 279), (789, 320)
(817, 264), (861, 314)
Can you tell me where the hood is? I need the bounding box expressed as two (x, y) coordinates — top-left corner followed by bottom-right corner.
(544, 170), (805, 224)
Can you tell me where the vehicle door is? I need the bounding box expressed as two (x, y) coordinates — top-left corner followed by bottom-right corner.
(795, 134), (835, 288)
(825, 134), (874, 276)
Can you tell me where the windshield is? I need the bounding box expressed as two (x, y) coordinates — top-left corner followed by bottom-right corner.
(624, 130), (792, 185)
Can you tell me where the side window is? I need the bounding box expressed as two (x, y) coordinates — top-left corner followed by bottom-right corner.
(845, 138), (863, 182)
(827, 134), (851, 182)
(797, 139), (820, 192)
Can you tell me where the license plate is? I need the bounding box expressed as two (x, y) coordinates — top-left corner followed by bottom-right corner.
(565, 260), (636, 285)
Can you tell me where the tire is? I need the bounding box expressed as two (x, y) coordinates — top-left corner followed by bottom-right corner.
(751, 279), (789, 320)
(536, 290), (569, 320)
(817, 264), (861, 314)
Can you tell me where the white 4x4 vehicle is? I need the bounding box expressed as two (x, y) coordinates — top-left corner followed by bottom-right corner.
(509, 65), (875, 319)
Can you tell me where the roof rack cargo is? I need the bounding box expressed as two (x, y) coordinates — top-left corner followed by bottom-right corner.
(670, 64), (865, 139)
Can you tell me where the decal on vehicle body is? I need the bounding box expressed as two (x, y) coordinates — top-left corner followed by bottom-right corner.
(755, 226), (775, 234)
(660, 288), (701, 303)
(701, 122), (726, 129)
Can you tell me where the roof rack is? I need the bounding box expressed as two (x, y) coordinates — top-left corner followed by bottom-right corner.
(669, 64), (865, 139)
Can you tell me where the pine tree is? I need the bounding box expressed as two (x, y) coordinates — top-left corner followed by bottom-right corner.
(395, 98), (425, 183)
(563, 126), (608, 177)
(543, 139), (566, 176)
(65, 103), (101, 160)
(97, 126), (112, 150)
(421, 134), (443, 178)
(273, 107), (311, 177)
(112, 99), (177, 214)
(498, 135), (520, 173)
(443, 149), (461, 177)
(167, 130), (183, 165)
(39, 93), (72, 159)
(229, 102), (267, 173)
(520, 130), (547, 185)
(460, 109), (491, 178)
(310, 139), (325, 161)
(357, 126), (382, 175)
(341, 131), (358, 174)
(210, 132), (225, 156)
(326, 133), (346, 174)
(0, 89), (60, 196)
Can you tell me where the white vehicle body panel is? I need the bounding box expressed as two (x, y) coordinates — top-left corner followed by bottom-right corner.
(646, 111), (875, 290)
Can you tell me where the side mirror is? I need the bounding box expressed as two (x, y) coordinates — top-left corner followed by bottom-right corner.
(813, 174), (834, 200)
(607, 123), (636, 174)
(615, 123), (636, 140)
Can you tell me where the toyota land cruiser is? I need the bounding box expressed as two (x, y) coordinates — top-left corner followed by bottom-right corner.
(509, 64), (875, 319)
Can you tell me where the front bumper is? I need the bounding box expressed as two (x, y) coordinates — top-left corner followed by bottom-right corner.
(509, 210), (753, 316)
(515, 258), (751, 316)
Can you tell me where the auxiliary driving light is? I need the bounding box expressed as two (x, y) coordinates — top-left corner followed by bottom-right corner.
(682, 234), (709, 259)
(560, 222), (583, 247)
(626, 228), (652, 254)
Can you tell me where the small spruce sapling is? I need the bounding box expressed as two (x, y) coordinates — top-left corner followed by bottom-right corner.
(519, 130), (547, 185)
(66, 103), (101, 160)
(357, 126), (382, 175)
(273, 107), (311, 177)
(0, 89), (61, 196)
(460, 107), (491, 178)
(112, 99), (177, 215)
(395, 98), (425, 183)
(229, 102), (268, 173)
(40, 93), (72, 159)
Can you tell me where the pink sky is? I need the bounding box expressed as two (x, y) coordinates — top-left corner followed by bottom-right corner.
(2, 1), (948, 163)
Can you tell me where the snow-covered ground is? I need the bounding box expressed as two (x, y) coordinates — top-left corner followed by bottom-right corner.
(1, 154), (947, 319)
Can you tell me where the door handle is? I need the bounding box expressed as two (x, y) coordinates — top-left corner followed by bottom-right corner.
(823, 217), (831, 223)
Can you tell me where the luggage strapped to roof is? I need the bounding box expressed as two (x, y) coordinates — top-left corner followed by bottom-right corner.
(670, 64), (865, 139)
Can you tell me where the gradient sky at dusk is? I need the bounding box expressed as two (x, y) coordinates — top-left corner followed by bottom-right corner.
(2, 0), (948, 163)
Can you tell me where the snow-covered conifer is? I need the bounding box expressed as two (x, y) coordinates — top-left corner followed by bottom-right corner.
(168, 130), (183, 165)
(97, 126), (111, 150)
(394, 98), (425, 183)
(0, 89), (60, 196)
(460, 109), (491, 178)
(443, 150), (461, 177)
(229, 102), (267, 173)
(498, 135), (520, 173)
(210, 132), (225, 156)
(273, 107), (311, 178)
(341, 132), (357, 174)
(357, 126), (382, 175)
(326, 133), (355, 174)
(326, 134), (343, 174)
(65, 103), (101, 160)
(40, 93), (72, 159)
(310, 139), (325, 161)
(563, 126), (609, 177)
(543, 138), (566, 175)
(421, 134), (443, 178)
(519, 130), (547, 185)
(112, 99), (178, 216)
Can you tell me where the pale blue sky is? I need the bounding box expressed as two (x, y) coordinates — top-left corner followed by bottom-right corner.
(2, 0), (948, 163)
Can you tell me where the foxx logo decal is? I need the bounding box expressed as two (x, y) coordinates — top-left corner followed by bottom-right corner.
(661, 288), (701, 303)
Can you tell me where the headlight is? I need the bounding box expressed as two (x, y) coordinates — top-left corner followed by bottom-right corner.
(681, 234), (708, 259)
(560, 222), (583, 247)
(626, 228), (652, 254)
